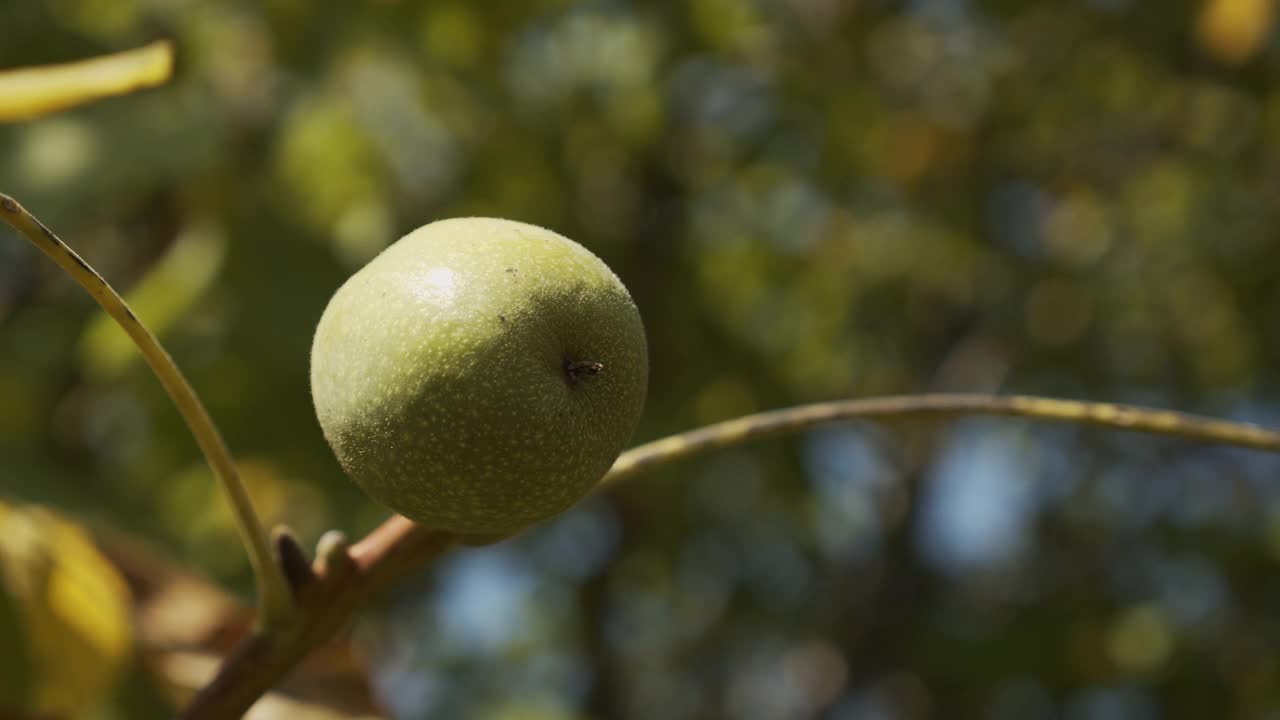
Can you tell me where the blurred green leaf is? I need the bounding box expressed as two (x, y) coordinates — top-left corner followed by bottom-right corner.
(78, 223), (227, 380)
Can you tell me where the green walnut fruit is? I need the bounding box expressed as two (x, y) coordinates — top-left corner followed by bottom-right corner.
(311, 217), (648, 538)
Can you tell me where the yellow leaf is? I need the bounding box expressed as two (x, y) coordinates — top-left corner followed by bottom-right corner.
(0, 500), (133, 717)
(0, 40), (174, 122)
(1197, 0), (1278, 65)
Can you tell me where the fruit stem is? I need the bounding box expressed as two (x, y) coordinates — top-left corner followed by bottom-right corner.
(0, 192), (295, 629)
(603, 393), (1280, 485)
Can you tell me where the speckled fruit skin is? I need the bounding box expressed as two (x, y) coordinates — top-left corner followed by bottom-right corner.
(311, 218), (648, 538)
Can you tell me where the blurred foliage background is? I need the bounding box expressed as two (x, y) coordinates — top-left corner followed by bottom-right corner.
(3, 0), (1280, 717)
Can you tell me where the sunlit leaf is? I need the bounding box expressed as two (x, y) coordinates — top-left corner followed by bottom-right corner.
(0, 500), (133, 717)
(0, 40), (174, 122)
(1197, 0), (1277, 65)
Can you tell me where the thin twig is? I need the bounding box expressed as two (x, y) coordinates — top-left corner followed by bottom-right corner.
(0, 192), (294, 628)
(603, 393), (1280, 484)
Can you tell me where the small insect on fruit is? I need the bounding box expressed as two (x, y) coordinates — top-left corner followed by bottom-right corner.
(310, 218), (648, 539)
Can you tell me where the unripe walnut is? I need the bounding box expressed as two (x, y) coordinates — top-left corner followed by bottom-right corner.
(310, 218), (648, 538)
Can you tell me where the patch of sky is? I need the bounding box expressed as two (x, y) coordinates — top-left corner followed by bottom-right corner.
(432, 545), (540, 655)
(803, 425), (899, 563)
(916, 420), (1042, 574)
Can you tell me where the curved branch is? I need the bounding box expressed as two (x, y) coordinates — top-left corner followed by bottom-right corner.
(184, 392), (1280, 717)
(603, 393), (1280, 484)
(0, 193), (294, 628)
